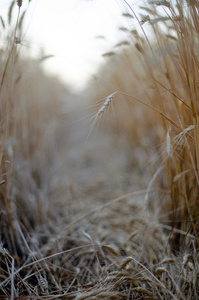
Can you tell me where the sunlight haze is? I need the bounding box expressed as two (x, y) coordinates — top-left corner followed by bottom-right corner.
(25, 0), (133, 91)
(1, 0), (140, 91)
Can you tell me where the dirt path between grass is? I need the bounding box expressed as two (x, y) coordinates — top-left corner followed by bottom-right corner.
(55, 94), (150, 211)
(34, 94), (173, 298)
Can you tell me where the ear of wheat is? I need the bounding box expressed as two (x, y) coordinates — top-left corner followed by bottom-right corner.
(96, 91), (118, 118)
(16, 0), (23, 8)
(87, 91), (118, 138)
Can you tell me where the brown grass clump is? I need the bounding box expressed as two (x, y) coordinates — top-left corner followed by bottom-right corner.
(90, 0), (199, 250)
(0, 2), (68, 297)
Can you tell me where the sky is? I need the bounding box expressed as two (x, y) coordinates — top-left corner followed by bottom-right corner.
(1, 0), (142, 91)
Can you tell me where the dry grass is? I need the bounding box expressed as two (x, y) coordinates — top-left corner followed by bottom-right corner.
(0, 2), (69, 298)
(91, 0), (199, 248)
(1, 0), (199, 299)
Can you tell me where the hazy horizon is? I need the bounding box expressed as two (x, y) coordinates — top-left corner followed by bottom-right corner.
(1, 0), (140, 91)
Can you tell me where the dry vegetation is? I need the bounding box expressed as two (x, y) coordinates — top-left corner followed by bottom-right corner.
(0, 0), (199, 299)
(91, 0), (199, 248)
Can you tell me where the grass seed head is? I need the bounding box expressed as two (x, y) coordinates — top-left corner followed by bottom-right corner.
(96, 91), (118, 118)
(16, 0), (23, 8)
(166, 128), (173, 157)
(156, 267), (167, 276)
(119, 257), (133, 269)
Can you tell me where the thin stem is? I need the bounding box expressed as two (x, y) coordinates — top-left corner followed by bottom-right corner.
(1, 5), (21, 88)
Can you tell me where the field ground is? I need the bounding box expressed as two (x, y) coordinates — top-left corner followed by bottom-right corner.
(32, 94), (185, 299)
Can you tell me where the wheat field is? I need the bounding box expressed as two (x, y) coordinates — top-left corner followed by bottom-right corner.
(0, 0), (199, 299)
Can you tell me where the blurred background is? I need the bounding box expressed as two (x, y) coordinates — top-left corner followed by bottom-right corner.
(1, 0), (140, 91)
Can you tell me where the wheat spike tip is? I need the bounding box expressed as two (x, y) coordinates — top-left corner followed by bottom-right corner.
(16, 0), (23, 8)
